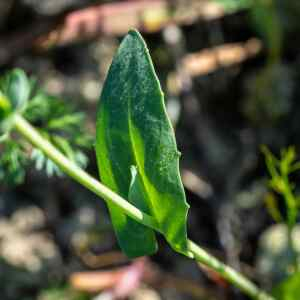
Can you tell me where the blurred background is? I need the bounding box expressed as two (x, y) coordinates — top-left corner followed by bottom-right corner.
(1, 0), (300, 299)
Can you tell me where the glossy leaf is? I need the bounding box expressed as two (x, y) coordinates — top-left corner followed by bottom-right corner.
(96, 30), (189, 257)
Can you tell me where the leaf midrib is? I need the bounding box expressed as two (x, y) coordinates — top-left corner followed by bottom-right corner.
(127, 88), (156, 221)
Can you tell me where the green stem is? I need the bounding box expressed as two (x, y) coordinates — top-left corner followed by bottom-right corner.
(188, 241), (273, 300)
(13, 114), (274, 300)
(14, 115), (158, 231)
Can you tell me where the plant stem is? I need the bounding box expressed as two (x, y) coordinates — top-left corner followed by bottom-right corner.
(13, 114), (274, 300)
(14, 115), (158, 231)
(188, 241), (274, 300)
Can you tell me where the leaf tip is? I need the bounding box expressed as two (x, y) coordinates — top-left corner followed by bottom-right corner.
(127, 28), (141, 38)
(126, 29), (147, 48)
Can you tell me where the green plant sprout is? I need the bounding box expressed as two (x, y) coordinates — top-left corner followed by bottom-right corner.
(0, 30), (274, 300)
(262, 146), (300, 271)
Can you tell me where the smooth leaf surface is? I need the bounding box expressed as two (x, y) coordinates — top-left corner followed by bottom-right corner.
(96, 30), (189, 257)
(127, 166), (158, 256)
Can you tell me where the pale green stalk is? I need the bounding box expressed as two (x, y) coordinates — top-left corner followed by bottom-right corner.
(13, 114), (274, 300)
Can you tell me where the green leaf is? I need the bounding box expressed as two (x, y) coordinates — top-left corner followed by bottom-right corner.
(273, 272), (300, 300)
(0, 68), (31, 111)
(123, 166), (158, 257)
(24, 91), (92, 176)
(0, 91), (11, 138)
(0, 91), (11, 120)
(0, 140), (27, 185)
(95, 30), (189, 257)
(0, 69), (31, 137)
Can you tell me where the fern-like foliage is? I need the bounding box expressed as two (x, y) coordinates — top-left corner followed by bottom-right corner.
(0, 69), (93, 185)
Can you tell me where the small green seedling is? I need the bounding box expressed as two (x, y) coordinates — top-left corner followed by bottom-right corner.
(262, 146), (300, 230)
(262, 146), (300, 274)
(0, 30), (274, 300)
